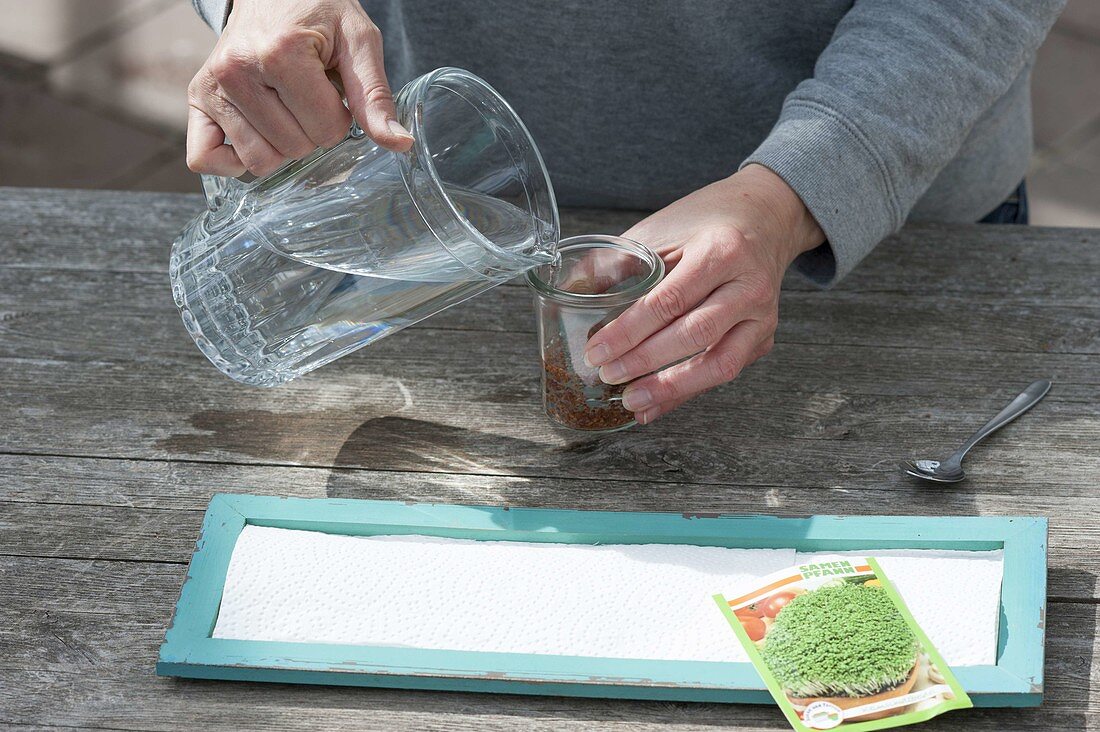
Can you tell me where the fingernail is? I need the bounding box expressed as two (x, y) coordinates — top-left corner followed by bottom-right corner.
(639, 408), (660, 425)
(584, 344), (611, 367)
(387, 118), (414, 140)
(599, 360), (628, 384)
(621, 386), (652, 411)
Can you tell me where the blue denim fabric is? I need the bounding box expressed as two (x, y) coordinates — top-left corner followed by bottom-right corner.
(979, 181), (1029, 224)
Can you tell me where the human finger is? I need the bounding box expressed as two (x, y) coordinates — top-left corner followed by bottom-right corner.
(619, 319), (772, 414)
(334, 16), (413, 151)
(598, 282), (744, 385)
(215, 61), (317, 160)
(264, 39), (352, 149)
(637, 336), (774, 424)
(186, 102), (246, 176)
(191, 52), (290, 175)
(199, 92), (285, 176)
(583, 236), (724, 368)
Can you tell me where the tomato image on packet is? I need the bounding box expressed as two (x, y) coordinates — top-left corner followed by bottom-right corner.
(714, 556), (972, 731)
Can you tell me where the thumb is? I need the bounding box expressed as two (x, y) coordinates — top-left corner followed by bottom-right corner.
(334, 17), (413, 152)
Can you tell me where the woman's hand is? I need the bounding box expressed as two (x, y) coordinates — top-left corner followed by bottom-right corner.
(186, 0), (412, 178)
(583, 164), (825, 424)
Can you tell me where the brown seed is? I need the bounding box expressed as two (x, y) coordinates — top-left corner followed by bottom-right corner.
(543, 337), (634, 431)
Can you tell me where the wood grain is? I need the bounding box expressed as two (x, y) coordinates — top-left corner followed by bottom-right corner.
(3, 266), (1099, 359)
(1, 555), (1097, 730)
(2, 187), (1097, 305)
(1, 187), (1097, 730)
(2, 340), (1097, 489)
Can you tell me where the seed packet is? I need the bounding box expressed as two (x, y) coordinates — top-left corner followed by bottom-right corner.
(714, 556), (972, 730)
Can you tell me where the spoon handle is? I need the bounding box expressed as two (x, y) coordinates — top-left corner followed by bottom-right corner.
(950, 379), (1052, 463)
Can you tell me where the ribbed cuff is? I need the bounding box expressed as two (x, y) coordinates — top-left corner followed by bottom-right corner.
(742, 99), (901, 287)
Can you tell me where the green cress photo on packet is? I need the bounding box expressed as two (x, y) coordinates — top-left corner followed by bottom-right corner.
(714, 556), (972, 731)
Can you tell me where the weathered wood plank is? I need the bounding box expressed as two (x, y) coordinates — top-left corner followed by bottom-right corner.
(1, 554), (1096, 731)
(2, 257), (1097, 459)
(8, 661), (1093, 732)
(0, 188), (198, 274)
(3, 265), (1098, 360)
(4, 452), (1099, 513)
(3, 300), (1098, 402)
(1, 187), (1098, 306)
(2, 322), (1097, 431)
(2, 339), (1097, 491)
(1, 556), (184, 614)
(1, 455), (1098, 599)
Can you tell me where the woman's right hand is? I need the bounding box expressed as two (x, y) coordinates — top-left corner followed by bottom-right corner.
(186, 0), (413, 178)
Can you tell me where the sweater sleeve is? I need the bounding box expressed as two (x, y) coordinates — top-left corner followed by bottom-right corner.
(743, 0), (1064, 286)
(191, 0), (231, 32)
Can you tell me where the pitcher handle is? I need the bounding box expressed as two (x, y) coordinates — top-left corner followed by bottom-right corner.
(200, 119), (365, 211)
(198, 122), (362, 227)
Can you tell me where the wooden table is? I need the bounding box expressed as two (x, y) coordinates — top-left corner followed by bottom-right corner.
(1, 187), (1097, 731)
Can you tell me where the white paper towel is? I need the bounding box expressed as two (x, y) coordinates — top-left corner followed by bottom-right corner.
(213, 526), (795, 662)
(212, 528), (1005, 667)
(795, 550), (1004, 666)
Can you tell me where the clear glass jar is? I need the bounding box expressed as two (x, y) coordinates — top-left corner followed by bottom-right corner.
(526, 235), (664, 432)
(170, 67), (558, 387)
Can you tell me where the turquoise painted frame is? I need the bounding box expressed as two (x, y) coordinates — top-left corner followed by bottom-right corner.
(158, 494), (1046, 706)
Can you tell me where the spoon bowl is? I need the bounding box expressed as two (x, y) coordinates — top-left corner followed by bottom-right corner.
(904, 380), (1051, 484)
(902, 459), (965, 483)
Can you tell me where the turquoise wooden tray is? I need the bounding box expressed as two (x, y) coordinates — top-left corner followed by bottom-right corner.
(157, 494), (1046, 706)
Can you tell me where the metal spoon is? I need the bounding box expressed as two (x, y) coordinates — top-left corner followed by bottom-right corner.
(903, 379), (1052, 483)
(584, 390), (624, 409)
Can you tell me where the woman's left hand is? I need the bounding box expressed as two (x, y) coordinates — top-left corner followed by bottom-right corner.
(583, 164), (825, 424)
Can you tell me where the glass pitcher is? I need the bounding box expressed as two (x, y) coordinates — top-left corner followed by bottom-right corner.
(170, 67), (559, 387)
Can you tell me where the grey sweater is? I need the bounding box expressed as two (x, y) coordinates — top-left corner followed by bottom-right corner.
(193, 0), (1064, 285)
